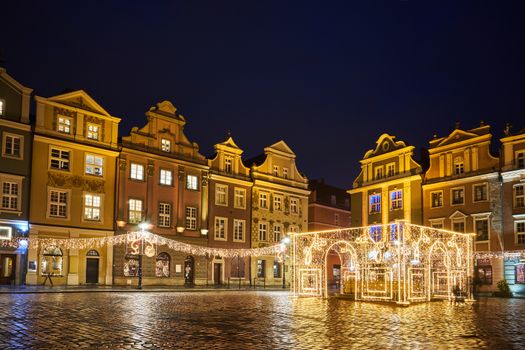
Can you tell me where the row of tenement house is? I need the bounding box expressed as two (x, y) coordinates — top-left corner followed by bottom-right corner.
(2, 68), (337, 288)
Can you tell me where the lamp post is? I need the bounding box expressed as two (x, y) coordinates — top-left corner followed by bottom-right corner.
(281, 236), (290, 289)
(137, 222), (148, 290)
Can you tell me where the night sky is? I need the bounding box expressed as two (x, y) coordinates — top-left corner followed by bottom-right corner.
(2, 1), (524, 188)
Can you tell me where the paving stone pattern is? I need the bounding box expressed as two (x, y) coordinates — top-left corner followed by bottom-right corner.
(0, 291), (523, 349)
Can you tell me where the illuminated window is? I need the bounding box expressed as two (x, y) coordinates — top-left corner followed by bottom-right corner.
(290, 198), (299, 214)
(430, 191), (443, 208)
(374, 166), (383, 180)
(454, 157), (464, 175)
(273, 259), (282, 278)
(334, 213), (339, 225)
(390, 189), (402, 210)
(370, 225), (382, 242)
(185, 206), (197, 230)
(1, 182), (19, 210)
(49, 189), (68, 218)
(215, 184), (228, 206)
(224, 156), (232, 173)
(473, 183), (487, 202)
(214, 217), (227, 240)
(3, 134), (22, 158)
(259, 223), (267, 241)
(516, 221), (525, 245)
(50, 148), (70, 171)
(283, 168), (289, 179)
(515, 185), (524, 208)
(273, 194), (283, 211)
(452, 219), (465, 233)
(369, 194), (381, 213)
(85, 154), (104, 176)
(390, 223), (399, 240)
(0, 99), (4, 116)
(161, 139), (171, 152)
(41, 246), (63, 276)
(57, 116), (72, 134)
(451, 188), (464, 205)
(273, 165), (279, 176)
(186, 175), (198, 190)
(156, 252), (170, 277)
(158, 202), (171, 227)
(517, 152), (525, 168)
(86, 124), (100, 140)
(83, 193), (101, 221)
(233, 219), (245, 242)
(160, 169), (173, 186)
(128, 199), (143, 224)
(259, 192), (268, 209)
(273, 224), (282, 242)
(386, 163), (395, 177)
(257, 259), (266, 278)
(130, 163), (144, 180)
(477, 265), (492, 285)
(234, 188), (246, 209)
(474, 217), (489, 241)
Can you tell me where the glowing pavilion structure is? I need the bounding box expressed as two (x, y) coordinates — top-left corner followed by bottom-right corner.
(289, 221), (474, 304)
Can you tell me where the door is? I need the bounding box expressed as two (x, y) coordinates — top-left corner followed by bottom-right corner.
(184, 256), (195, 285)
(214, 263), (222, 285)
(86, 258), (99, 284)
(0, 254), (16, 285)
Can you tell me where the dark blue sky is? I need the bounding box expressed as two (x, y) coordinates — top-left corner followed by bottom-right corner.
(2, 1), (524, 188)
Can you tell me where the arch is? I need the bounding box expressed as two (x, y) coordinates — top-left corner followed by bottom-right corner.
(86, 249), (99, 257)
(323, 241), (359, 298)
(156, 252), (170, 278)
(428, 241), (451, 299)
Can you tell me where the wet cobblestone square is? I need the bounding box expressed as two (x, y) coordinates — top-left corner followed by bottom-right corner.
(0, 291), (523, 349)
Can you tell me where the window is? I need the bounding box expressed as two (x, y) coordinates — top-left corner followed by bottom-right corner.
(128, 199), (143, 224)
(390, 190), (402, 210)
(386, 163), (395, 177)
(477, 265), (492, 285)
(517, 151), (525, 168)
(83, 193), (101, 221)
(1, 182), (19, 210)
(289, 225), (298, 233)
(41, 246), (63, 276)
(516, 264), (525, 284)
(185, 207), (197, 230)
(273, 224), (282, 242)
(334, 213), (339, 226)
(515, 185), (525, 208)
(257, 259), (266, 278)
(86, 124), (100, 140)
(49, 189), (68, 218)
(234, 188), (246, 209)
(233, 219), (245, 242)
(370, 226), (382, 242)
(369, 194), (381, 213)
(375, 166), (383, 180)
(430, 191), (443, 208)
(283, 168), (289, 179)
(160, 169), (173, 186)
(214, 217), (227, 240)
(475, 218), (489, 241)
(259, 223), (267, 241)
(451, 188), (464, 205)
(0, 99), (4, 116)
(259, 192), (268, 209)
(224, 156), (232, 173)
(273, 260), (282, 278)
(215, 184), (228, 206)
(130, 163), (144, 180)
(516, 221), (525, 245)
(452, 220), (465, 233)
(124, 255), (139, 277)
(454, 157), (464, 175)
(3, 134), (22, 158)
(50, 148), (70, 171)
(0, 226), (12, 240)
(158, 202), (171, 227)
(390, 223), (399, 241)
(273, 194), (283, 211)
(85, 154), (104, 176)
(186, 175), (198, 190)
(473, 184), (488, 202)
(156, 252), (170, 277)
(273, 165), (279, 176)
(57, 116), (72, 134)
(290, 198), (299, 214)
(429, 219), (444, 229)
(161, 139), (171, 152)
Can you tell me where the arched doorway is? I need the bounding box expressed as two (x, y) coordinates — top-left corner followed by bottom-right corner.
(184, 256), (195, 285)
(323, 241), (358, 298)
(85, 250), (100, 284)
(429, 242), (450, 299)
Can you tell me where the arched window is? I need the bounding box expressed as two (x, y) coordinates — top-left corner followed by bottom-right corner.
(123, 254), (139, 277)
(41, 246), (63, 276)
(86, 250), (99, 257)
(156, 252), (170, 277)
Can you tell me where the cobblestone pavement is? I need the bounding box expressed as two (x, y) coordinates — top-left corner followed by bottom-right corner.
(0, 291), (523, 349)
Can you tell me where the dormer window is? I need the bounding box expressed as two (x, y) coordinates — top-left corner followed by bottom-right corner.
(517, 151), (525, 168)
(386, 163), (395, 177)
(224, 156), (233, 173)
(0, 99), (5, 116)
(57, 116), (72, 134)
(374, 166), (383, 180)
(161, 139), (171, 152)
(283, 168), (289, 179)
(454, 157), (464, 175)
(86, 124), (100, 140)
(273, 165), (279, 176)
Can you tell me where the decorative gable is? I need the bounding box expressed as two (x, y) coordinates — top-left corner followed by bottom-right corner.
(363, 134), (407, 160)
(49, 90), (113, 117)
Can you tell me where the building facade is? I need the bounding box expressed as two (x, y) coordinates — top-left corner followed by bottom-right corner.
(27, 91), (120, 285)
(114, 101), (209, 286)
(349, 133), (423, 228)
(207, 135), (252, 286)
(0, 68), (32, 285)
(247, 141), (309, 287)
(422, 123), (501, 292)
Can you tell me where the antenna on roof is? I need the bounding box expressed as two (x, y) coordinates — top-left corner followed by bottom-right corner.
(455, 121), (460, 129)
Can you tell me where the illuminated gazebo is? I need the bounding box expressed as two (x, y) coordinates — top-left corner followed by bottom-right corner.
(289, 221), (474, 304)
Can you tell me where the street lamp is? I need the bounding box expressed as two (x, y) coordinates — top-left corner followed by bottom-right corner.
(137, 222), (148, 290)
(281, 236), (290, 289)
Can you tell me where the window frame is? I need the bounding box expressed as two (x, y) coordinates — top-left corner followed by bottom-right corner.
(86, 123), (100, 141)
(0, 99), (5, 116)
(390, 189), (403, 211)
(451, 218), (466, 233)
(516, 151), (525, 169)
(369, 193), (381, 214)
(450, 187), (465, 206)
(233, 219), (245, 242)
(473, 216), (490, 242)
(83, 192), (102, 222)
(186, 174), (198, 191)
(159, 169), (173, 186)
(85, 153), (104, 177)
(430, 190), (443, 208)
(259, 222), (268, 241)
(215, 183), (228, 206)
(386, 162), (396, 177)
(1, 181), (20, 211)
(2, 132), (23, 159)
(273, 194), (283, 211)
(128, 198), (143, 224)
(259, 192), (268, 209)
(161, 138), (171, 153)
(214, 216), (228, 241)
(472, 183), (488, 203)
(516, 220), (525, 245)
(57, 115), (73, 134)
(47, 187), (70, 219)
(234, 187), (246, 209)
(130, 163), (145, 181)
(224, 156), (233, 173)
(49, 146), (71, 172)
(273, 165), (279, 176)
(273, 223), (283, 242)
(185, 206), (197, 230)
(158, 202), (171, 228)
(290, 197), (299, 215)
(453, 156), (464, 175)
(515, 184), (525, 208)
(374, 166), (384, 180)
(282, 168), (289, 179)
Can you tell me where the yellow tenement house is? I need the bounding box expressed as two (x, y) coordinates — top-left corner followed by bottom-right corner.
(26, 91), (120, 286)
